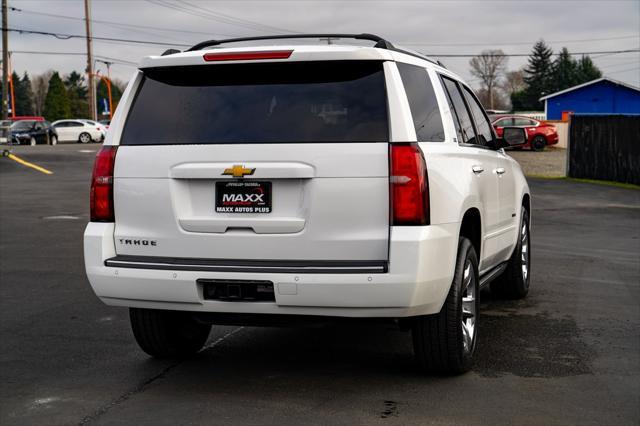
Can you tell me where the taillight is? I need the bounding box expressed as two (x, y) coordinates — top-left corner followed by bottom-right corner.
(390, 143), (429, 226)
(90, 146), (117, 222)
(203, 50), (293, 61)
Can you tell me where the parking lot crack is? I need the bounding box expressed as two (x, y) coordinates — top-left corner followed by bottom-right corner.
(77, 327), (244, 425)
(77, 360), (181, 425)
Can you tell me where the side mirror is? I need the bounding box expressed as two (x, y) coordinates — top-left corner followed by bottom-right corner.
(496, 127), (526, 149)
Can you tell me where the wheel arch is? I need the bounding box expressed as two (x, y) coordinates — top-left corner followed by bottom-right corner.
(522, 192), (532, 229)
(522, 192), (531, 213)
(459, 208), (482, 262)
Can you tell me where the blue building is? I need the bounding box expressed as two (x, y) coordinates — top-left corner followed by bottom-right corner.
(540, 77), (640, 120)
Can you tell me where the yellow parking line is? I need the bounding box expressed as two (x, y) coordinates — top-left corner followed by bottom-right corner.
(5, 153), (53, 175)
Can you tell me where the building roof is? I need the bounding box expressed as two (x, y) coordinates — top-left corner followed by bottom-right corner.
(539, 77), (640, 101)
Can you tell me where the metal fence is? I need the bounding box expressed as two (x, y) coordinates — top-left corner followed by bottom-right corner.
(568, 115), (640, 185)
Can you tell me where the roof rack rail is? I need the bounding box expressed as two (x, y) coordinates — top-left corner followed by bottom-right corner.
(184, 33), (439, 65)
(161, 48), (181, 56)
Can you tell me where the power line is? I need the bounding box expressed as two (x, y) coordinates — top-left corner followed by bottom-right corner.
(176, 0), (300, 34)
(427, 48), (640, 58)
(7, 27), (640, 59)
(12, 5), (635, 49)
(12, 50), (86, 55)
(9, 50), (138, 67)
(6, 27), (191, 47)
(401, 35), (640, 47)
(95, 55), (137, 66)
(8, 6), (240, 38)
(146, 0), (300, 35)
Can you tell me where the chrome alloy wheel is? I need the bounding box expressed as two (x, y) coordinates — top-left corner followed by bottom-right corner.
(79, 133), (91, 143)
(461, 261), (477, 354)
(521, 221), (530, 281)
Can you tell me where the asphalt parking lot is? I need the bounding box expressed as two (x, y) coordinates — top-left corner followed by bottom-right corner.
(1, 144), (639, 425)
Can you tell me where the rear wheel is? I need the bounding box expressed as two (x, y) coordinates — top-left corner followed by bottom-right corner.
(50, 135), (58, 146)
(129, 308), (211, 358)
(412, 237), (479, 374)
(531, 135), (546, 151)
(78, 132), (91, 144)
(491, 208), (531, 299)
(30, 137), (36, 146)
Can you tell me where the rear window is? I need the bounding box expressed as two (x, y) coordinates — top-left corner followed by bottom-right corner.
(397, 63), (445, 142)
(121, 61), (389, 145)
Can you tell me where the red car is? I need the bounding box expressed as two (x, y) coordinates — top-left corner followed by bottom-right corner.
(9, 116), (45, 122)
(490, 115), (558, 151)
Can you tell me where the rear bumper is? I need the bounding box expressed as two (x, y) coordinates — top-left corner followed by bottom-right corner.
(84, 222), (459, 318)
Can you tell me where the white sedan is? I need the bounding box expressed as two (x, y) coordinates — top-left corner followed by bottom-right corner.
(81, 120), (108, 137)
(52, 120), (105, 143)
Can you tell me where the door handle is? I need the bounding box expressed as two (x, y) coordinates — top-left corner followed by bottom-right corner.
(495, 167), (506, 175)
(472, 165), (484, 174)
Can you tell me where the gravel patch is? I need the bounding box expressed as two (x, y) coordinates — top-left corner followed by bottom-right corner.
(508, 147), (567, 177)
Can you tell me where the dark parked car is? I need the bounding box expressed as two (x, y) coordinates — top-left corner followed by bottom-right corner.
(9, 120), (58, 146)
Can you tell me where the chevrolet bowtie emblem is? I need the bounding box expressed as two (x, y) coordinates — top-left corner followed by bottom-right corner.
(222, 164), (255, 178)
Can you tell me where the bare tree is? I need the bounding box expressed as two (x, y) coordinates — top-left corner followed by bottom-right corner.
(469, 50), (507, 110)
(476, 88), (509, 111)
(31, 70), (53, 116)
(501, 69), (526, 96)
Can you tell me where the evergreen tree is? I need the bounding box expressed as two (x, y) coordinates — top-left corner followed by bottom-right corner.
(10, 72), (33, 115)
(65, 71), (89, 118)
(576, 56), (602, 83)
(551, 47), (578, 93)
(17, 72), (36, 115)
(510, 90), (528, 112)
(43, 72), (71, 121)
(521, 40), (554, 110)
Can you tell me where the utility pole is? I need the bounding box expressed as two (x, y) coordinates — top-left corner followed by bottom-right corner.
(84, 0), (96, 120)
(2, 0), (9, 120)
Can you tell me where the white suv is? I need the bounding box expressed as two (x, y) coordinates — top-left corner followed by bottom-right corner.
(84, 34), (531, 374)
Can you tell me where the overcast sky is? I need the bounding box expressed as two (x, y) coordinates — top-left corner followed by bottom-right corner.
(4, 0), (640, 91)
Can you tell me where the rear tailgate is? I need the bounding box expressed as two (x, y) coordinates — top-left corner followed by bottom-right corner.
(113, 60), (390, 263)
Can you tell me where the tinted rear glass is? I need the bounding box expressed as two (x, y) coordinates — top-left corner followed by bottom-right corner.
(121, 61), (388, 145)
(397, 63), (444, 142)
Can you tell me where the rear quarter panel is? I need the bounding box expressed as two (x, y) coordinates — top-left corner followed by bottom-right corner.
(104, 71), (142, 146)
(504, 155), (531, 248)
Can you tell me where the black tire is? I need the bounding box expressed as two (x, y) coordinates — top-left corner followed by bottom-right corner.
(50, 135), (58, 146)
(412, 237), (479, 374)
(491, 208), (531, 299)
(129, 308), (211, 358)
(78, 132), (92, 144)
(531, 135), (546, 151)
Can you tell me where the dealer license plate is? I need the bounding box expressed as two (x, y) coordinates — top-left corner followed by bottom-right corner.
(215, 181), (272, 213)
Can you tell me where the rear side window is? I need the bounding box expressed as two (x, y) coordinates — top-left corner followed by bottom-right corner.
(495, 118), (514, 127)
(121, 61), (388, 145)
(462, 87), (493, 146)
(441, 77), (476, 145)
(397, 63), (444, 142)
(514, 118), (536, 126)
